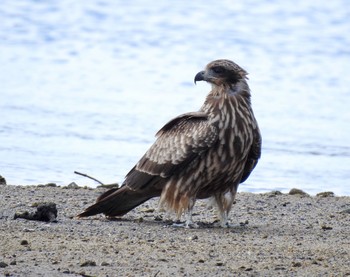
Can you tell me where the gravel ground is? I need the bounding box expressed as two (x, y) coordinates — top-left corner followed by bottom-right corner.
(0, 184), (350, 277)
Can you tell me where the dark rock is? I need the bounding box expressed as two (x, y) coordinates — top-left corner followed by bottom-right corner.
(80, 260), (96, 267)
(20, 240), (28, 246)
(0, 175), (6, 185)
(292, 261), (302, 267)
(0, 261), (8, 268)
(316, 191), (335, 197)
(37, 183), (57, 188)
(14, 202), (58, 222)
(45, 183), (57, 187)
(289, 188), (309, 196)
(101, 261), (110, 266)
(321, 224), (333, 230)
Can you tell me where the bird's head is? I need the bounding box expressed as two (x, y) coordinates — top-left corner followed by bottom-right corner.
(194, 59), (248, 87)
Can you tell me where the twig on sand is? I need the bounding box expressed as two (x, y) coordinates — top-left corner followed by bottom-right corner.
(74, 171), (104, 185)
(74, 171), (119, 188)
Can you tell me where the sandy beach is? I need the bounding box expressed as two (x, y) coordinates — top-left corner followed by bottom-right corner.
(1, 184), (349, 276)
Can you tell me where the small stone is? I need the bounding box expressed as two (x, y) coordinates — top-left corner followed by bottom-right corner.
(321, 224), (333, 230)
(266, 190), (282, 197)
(0, 175), (6, 185)
(216, 262), (224, 266)
(240, 220), (249, 226)
(188, 235), (198, 241)
(289, 188), (309, 196)
(275, 265), (286, 270)
(9, 260), (16, 265)
(23, 228), (35, 232)
(316, 191), (335, 197)
(140, 208), (155, 213)
(66, 182), (80, 189)
(20, 240), (29, 246)
(0, 261), (8, 268)
(198, 259), (205, 263)
(292, 261), (302, 267)
(101, 261), (110, 266)
(80, 260), (96, 267)
(45, 183), (57, 187)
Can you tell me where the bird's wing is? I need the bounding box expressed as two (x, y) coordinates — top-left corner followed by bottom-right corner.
(240, 126), (262, 183)
(124, 112), (218, 189)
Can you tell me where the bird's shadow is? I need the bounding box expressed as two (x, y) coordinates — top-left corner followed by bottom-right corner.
(81, 215), (255, 233)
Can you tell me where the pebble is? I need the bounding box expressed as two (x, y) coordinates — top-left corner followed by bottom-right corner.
(80, 260), (96, 267)
(20, 240), (29, 246)
(321, 224), (333, 230)
(140, 208), (155, 213)
(66, 182), (80, 189)
(292, 261), (302, 267)
(101, 261), (110, 266)
(0, 261), (8, 268)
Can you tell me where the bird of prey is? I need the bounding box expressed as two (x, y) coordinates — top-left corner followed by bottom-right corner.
(78, 59), (261, 228)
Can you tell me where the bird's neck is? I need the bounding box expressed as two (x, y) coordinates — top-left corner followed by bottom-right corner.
(200, 80), (252, 116)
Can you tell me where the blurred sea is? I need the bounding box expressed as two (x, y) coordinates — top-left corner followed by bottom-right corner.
(1, 0), (349, 195)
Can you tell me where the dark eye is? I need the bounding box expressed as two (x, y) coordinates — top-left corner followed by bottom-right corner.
(212, 66), (225, 74)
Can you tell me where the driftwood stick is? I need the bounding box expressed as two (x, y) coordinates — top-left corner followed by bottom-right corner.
(74, 171), (104, 185)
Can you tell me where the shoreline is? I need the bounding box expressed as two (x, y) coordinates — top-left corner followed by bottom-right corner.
(1, 184), (350, 276)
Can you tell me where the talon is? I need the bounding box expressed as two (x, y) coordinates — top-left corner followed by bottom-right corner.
(171, 221), (199, 228)
(186, 222), (199, 229)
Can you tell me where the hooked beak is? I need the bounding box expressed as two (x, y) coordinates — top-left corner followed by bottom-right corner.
(194, 71), (205, 84)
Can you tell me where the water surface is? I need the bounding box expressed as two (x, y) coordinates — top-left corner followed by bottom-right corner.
(1, 0), (349, 195)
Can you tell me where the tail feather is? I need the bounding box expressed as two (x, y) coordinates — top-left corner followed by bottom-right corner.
(77, 186), (156, 218)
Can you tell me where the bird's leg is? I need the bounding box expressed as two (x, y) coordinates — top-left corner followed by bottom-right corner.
(214, 190), (236, 228)
(184, 205), (199, 228)
(172, 197), (198, 228)
(219, 210), (230, 228)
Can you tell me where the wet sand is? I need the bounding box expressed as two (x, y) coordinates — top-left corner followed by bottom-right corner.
(1, 184), (350, 276)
